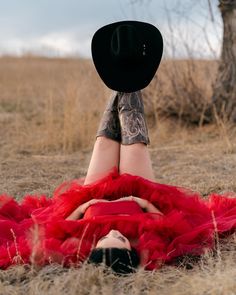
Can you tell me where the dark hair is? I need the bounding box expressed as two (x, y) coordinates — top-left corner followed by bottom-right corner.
(87, 247), (140, 275)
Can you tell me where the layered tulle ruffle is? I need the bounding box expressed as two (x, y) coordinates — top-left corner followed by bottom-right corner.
(0, 169), (235, 270)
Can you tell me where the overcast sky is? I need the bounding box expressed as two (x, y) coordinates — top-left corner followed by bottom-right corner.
(0, 0), (222, 59)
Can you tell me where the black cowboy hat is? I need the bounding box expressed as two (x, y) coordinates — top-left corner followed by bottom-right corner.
(91, 20), (163, 93)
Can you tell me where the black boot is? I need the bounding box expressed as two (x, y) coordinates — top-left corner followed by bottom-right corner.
(96, 92), (121, 142)
(118, 91), (150, 145)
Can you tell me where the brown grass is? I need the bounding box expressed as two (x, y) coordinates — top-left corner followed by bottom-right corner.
(144, 59), (218, 124)
(0, 56), (236, 294)
(0, 237), (235, 295)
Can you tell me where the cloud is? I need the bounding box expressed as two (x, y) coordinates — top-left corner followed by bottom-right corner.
(0, 24), (221, 59)
(0, 28), (93, 58)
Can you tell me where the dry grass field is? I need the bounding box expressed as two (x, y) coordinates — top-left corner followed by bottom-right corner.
(0, 56), (235, 294)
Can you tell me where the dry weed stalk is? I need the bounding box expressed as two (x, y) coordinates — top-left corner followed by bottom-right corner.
(76, 223), (90, 264)
(10, 229), (25, 265)
(29, 223), (44, 268)
(213, 104), (234, 153)
(211, 210), (221, 261)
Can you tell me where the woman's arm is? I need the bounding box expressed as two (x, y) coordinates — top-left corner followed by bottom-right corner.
(65, 199), (108, 220)
(145, 200), (163, 215)
(113, 196), (163, 215)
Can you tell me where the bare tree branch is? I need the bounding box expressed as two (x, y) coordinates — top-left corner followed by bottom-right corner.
(207, 0), (215, 22)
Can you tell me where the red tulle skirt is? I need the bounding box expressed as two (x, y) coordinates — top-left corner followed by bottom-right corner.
(0, 169), (236, 270)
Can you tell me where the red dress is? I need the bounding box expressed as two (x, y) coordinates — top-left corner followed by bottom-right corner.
(83, 200), (143, 219)
(0, 169), (236, 270)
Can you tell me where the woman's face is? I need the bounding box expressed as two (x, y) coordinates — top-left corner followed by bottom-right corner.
(95, 230), (131, 250)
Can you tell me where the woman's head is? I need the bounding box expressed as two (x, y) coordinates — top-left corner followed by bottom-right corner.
(88, 230), (140, 274)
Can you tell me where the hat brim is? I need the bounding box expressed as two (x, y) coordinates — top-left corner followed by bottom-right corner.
(91, 20), (163, 92)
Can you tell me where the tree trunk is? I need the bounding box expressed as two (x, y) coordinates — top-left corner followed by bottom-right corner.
(211, 0), (236, 122)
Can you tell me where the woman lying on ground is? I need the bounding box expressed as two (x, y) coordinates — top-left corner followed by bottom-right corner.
(65, 90), (163, 274)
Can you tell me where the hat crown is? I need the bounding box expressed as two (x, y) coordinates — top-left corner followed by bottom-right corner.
(110, 25), (142, 63)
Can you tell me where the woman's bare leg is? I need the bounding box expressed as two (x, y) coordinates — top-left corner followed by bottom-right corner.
(84, 137), (120, 185)
(84, 92), (121, 185)
(119, 143), (154, 181)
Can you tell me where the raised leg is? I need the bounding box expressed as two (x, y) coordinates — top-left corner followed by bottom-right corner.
(84, 92), (121, 185)
(84, 137), (120, 185)
(118, 91), (155, 181)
